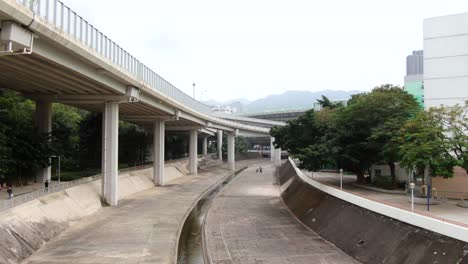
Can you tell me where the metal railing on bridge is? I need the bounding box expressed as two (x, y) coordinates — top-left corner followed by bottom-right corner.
(16, 0), (212, 115)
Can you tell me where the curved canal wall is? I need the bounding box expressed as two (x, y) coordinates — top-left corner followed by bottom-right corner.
(279, 158), (468, 264)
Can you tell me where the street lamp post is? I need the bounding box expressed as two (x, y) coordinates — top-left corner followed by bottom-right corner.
(340, 169), (343, 190)
(192, 83), (196, 99)
(409, 182), (415, 212)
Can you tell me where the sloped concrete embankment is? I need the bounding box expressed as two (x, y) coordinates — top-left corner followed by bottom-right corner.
(0, 156), (220, 264)
(278, 160), (468, 264)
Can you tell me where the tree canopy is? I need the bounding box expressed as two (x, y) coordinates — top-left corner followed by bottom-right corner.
(0, 90), (52, 184)
(271, 84), (436, 184)
(399, 102), (468, 179)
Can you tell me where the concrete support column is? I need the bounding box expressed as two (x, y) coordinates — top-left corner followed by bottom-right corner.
(274, 148), (282, 167)
(227, 132), (235, 171)
(101, 102), (119, 206)
(202, 136), (208, 156)
(217, 130), (223, 161)
(270, 137), (275, 162)
(189, 129), (198, 175)
(153, 120), (165, 186)
(35, 100), (52, 183)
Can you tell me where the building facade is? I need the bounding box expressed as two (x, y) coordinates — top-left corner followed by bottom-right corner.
(423, 13), (468, 197)
(404, 50), (424, 107)
(424, 12), (468, 109)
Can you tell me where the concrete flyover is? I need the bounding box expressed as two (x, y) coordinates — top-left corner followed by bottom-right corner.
(0, 0), (284, 206)
(204, 163), (357, 264)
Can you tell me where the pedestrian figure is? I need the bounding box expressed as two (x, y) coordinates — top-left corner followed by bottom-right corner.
(256, 167), (259, 173)
(259, 167), (263, 173)
(7, 185), (13, 199)
(44, 180), (49, 192)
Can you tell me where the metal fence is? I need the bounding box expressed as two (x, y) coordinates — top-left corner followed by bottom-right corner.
(0, 164), (151, 212)
(0, 153), (218, 212)
(16, 0), (212, 115)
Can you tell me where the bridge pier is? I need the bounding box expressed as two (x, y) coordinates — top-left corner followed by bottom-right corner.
(227, 132), (235, 170)
(274, 147), (282, 166)
(153, 120), (165, 185)
(217, 130), (223, 161)
(189, 129), (198, 175)
(35, 100), (52, 183)
(101, 102), (119, 206)
(270, 137), (275, 162)
(202, 136), (208, 156)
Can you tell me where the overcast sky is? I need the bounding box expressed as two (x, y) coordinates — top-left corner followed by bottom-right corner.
(62, 0), (468, 102)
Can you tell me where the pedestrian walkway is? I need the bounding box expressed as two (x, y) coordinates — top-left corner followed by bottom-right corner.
(304, 171), (468, 227)
(0, 181), (58, 200)
(205, 163), (358, 264)
(21, 160), (258, 264)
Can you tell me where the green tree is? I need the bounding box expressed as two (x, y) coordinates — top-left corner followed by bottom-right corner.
(52, 104), (84, 170)
(119, 121), (151, 166)
(337, 85), (420, 183)
(235, 136), (250, 153)
(221, 135), (252, 156)
(317, 95), (344, 109)
(78, 112), (102, 169)
(271, 107), (340, 171)
(166, 133), (188, 160)
(399, 103), (468, 180)
(0, 89), (52, 184)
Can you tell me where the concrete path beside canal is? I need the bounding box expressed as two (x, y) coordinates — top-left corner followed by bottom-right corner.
(21, 160), (259, 264)
(204, 163), (358, 264)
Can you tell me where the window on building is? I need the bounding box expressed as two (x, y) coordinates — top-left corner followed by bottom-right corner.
(375, 169), (381, 177)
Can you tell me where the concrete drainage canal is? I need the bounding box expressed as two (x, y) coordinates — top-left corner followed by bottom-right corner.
(177, 167), (246, 264)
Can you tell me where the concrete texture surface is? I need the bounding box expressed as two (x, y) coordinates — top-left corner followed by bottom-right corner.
(19, 160), (258, 264)
(205, 163), (358, 264)
(303, 171), (468, 226)
(0, 168), (155, 264)
(280, 161), (468, 264)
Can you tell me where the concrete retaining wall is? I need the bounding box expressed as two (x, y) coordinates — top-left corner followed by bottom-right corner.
(279, 159), (468, 264)
(0, 155), (219, 264)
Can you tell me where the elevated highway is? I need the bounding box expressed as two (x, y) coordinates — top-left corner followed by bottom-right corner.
(0, 0), (282, 206)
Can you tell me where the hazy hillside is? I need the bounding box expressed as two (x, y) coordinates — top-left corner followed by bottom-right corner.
(204, 89), (362, 113)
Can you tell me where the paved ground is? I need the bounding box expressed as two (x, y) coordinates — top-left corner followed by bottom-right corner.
(205, 163), (358, 264)
(304, 171), (468, 226)
(21, 160), (259, 264)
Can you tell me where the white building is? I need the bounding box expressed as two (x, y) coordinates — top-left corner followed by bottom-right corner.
(424, 13), (468, 109)
(212, 105), (236, 114)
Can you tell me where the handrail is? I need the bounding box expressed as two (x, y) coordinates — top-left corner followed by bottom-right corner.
(0, 154), (218, 212)
(0, 164), (151, 212)
(16, 0), (212, 115)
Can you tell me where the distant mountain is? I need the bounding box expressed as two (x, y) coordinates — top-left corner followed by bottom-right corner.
(245, 90), (362, 113)
(204, 90), (363, 114)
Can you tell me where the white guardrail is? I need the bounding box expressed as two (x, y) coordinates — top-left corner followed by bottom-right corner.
(288, 157), (468, 243)
(16, 0), (212, 115)
(0, 164), (150, 212)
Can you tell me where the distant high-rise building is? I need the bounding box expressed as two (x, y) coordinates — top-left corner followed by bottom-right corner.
(404, 50), (424, 107)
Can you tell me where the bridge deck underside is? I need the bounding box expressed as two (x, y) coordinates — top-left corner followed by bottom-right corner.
(0, 53), (198, 127)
